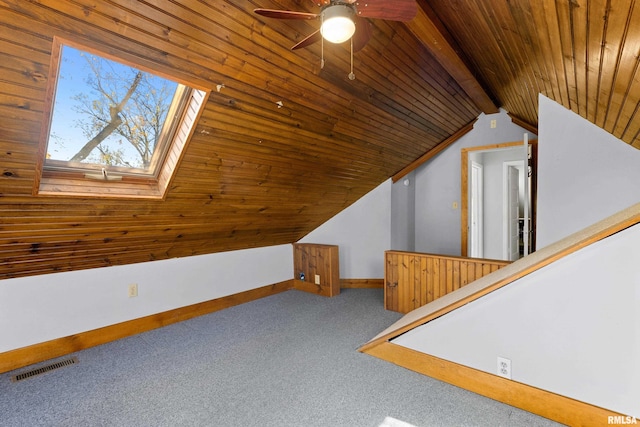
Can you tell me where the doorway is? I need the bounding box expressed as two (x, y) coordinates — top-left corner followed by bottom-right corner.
(461, 140), (536, 260)
(469, 161), (484, 258)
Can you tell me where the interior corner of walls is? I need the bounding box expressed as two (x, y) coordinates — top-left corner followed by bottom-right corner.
(296, 179), (391, 279)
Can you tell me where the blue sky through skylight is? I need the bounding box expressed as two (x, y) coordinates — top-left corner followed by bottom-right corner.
(47, 44), (179, 170)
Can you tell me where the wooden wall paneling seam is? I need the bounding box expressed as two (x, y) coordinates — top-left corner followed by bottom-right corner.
(389, 44), (481, 123)
(2, 1), (218, 88)
(351, 25), (474, 137)
(587, 0), (614, 128)
(204, 105), (420, 171)
(204, 79), (433, 150)
(325, 46), (453, 139)
(509, 2), (554, 108)
(0, 21), (52, 55)
(376, 30), (480, 127)
(493, 1), (542, 121)
(601, 1), (640, 135)
(534, 0), (571, 108)
(384, 252), (398, 311)
(570, 0), (590, 119)
(594, 0), (626, 130)
(471, 1), (530, 119)
(613, 51), (640, 142)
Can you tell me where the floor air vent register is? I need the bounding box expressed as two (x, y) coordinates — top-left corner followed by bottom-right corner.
(11, 357), (79, 383)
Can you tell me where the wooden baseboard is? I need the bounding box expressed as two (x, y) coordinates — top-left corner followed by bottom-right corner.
(291, 279), (336, 297)
(0, 279), (294, 374)
(341, 278), (384, 289)
(362, 341), (625, 427)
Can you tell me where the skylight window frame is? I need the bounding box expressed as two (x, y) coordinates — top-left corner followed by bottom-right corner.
(34, 37), (209, 199)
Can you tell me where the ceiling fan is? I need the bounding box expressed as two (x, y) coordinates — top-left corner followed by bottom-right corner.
(254, 0), (417, 79)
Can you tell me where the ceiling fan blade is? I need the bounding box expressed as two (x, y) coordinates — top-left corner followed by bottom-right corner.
(254, 9), (319, 20)
(352, 17), (372, 52)
(355, 0), (417, 21)
(291, 30), (322, 50)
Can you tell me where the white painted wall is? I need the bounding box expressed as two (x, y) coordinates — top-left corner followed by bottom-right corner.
(393, 223), (640, 417)
(389, 96), (640, 418)
(298, 180), (392, 278)
(295, 110), (533, 278)
(391, 173), (415, 251)
(0, 244), (293, 353)
(537, 94), (640, 248)
(414, 110), (533, 256)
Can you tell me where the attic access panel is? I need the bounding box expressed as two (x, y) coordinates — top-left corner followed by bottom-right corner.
(35, 37), (208, 199)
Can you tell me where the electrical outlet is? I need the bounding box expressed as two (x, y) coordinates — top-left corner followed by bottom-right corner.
(314, 274), (321, 285)
(497, 356), (511, 379)
(490, 119), (497, 128)
(128, 283), (138, 298)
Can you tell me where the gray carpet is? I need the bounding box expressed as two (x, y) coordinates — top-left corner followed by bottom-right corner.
(0, 289), (563, 426)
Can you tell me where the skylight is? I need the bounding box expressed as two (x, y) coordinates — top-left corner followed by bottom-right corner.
(35, 38), (208, 198)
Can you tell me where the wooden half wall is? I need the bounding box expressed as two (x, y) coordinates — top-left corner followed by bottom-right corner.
(385, 251), (509, 313)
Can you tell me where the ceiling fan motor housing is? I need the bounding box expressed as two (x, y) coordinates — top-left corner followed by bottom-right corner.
(320, 4), (356, 44)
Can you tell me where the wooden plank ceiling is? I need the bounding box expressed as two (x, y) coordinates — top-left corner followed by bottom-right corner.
(1, 0), (638, 280)
(425, 0), (640, 145)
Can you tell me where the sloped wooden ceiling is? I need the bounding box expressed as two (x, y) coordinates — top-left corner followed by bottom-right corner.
(425, 0), (640, 148)
(1, 0), (639, 280)
(0, 0), (481, 279)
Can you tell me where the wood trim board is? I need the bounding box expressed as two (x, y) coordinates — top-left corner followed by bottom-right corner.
(340, 278), (384, 289)
(363, 342), (625, 426)
(0, 280), (294, 374)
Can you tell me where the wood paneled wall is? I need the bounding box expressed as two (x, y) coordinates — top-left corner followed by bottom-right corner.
(385, 250), (510, 313)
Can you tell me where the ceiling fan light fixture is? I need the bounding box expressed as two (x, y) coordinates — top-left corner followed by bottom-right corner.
(320, 5), (356, 44)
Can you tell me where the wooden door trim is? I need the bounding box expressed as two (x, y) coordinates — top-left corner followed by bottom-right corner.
(461, 140), (537, 257)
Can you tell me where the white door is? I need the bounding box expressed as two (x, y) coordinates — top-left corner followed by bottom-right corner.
(470, 161), (484, 258)
(505, 165), (520, 261)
